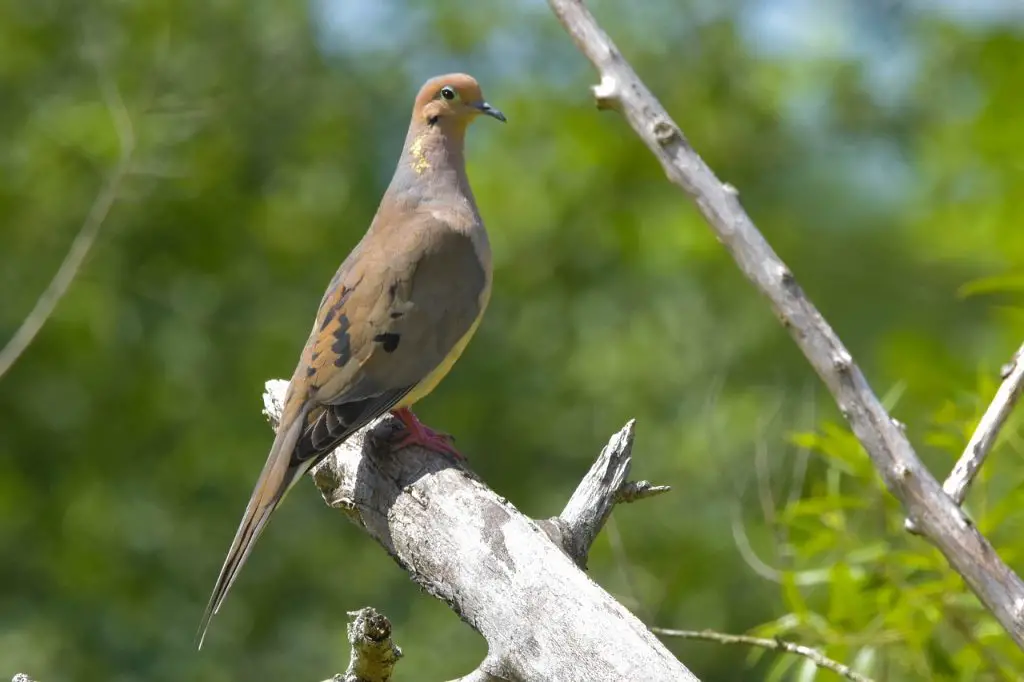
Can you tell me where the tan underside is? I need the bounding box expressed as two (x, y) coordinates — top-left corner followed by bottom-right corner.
(395, 300), (487, 409)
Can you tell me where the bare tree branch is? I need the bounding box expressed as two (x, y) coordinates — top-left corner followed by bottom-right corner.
(262, 381), (694, 682)
(944, 342), (1024, 505)
(0, 71), (134, 382)
(535, 420), (669, 568)
(651, 627), (874, 682)
(545, 0), (1024, 650)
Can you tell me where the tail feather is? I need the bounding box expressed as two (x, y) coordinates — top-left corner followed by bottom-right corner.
(196, 414), (307, 649)
(196, 386), (413, 648)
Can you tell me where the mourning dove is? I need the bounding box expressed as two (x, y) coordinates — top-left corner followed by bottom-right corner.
(197, 73), (504, 647)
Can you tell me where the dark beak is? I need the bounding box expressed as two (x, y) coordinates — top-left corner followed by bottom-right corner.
(473, 101), (506, 123)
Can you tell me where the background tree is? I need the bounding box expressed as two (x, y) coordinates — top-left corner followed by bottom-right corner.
(2, 0), (1023, 680)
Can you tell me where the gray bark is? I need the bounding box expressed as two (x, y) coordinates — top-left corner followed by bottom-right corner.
(262, 381), (693, 682)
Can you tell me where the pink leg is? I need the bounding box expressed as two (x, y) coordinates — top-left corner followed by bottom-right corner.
(389, 407), (464, 460)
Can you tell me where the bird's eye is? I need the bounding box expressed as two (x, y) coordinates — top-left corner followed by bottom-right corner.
(440, 86), (456, 101)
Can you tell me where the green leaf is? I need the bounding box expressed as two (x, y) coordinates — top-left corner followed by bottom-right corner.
(766, 652), (799, 682)
(958, 273), (1024, 299)
(781, 571), (811, 618)
(827, 562), (858, 626)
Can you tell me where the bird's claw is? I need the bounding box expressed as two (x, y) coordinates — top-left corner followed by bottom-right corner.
(392, 427), (463, 460)
(389, 407), (465, 460)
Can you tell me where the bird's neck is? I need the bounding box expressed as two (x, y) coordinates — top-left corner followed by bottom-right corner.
(388, 122), (473, 205)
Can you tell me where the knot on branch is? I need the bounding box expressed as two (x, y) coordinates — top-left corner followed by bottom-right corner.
(591, 74), (620, 110)
(830, 350), (853, 373)
(651, 120), (680, 146)
(339, 607), (403, 682)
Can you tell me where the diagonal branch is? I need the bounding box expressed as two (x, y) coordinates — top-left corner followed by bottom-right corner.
(546, 0), (1024, 650)
(943, 342), (1024, 505)
(651, 627), (874, 682)
(0, 70), (134, 382)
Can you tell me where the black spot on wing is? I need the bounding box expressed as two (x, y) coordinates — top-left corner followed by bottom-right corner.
(331, 314), (351, 367)
(319, 307), (336, 332)
(305, 365), (317, 378)
(373, 332), (400, 353)
(320, 284), (354, 332)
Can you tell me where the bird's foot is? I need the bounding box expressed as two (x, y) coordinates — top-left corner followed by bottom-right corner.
(389, 407), (464, 460)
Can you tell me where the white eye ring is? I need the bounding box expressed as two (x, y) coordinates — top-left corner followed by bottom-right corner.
(440, 86), (456, 101)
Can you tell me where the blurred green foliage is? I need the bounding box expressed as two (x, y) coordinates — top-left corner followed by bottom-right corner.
(1, 0), (1023, 680)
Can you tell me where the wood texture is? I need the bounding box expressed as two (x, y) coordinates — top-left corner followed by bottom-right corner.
(263, 380), (693, 682)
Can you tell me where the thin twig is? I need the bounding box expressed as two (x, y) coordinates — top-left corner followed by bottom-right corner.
(0, 70), (134, 382)
(730, 398), (787, 582)
(546, 0), (1024, 650)
(730, 508), (784, 583)
(652, 627), (874, 682)
(615, 480), (671, 503)
(944, 342), (1024, 505)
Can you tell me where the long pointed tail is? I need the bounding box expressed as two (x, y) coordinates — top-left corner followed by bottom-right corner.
(196, 414), (307, 649)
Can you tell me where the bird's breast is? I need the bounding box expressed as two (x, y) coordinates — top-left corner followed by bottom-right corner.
(396, 301), (487, 409)
(395, 220), (491, 409)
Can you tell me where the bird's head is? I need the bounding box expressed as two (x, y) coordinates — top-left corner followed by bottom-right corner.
(412, 73), (506, 131)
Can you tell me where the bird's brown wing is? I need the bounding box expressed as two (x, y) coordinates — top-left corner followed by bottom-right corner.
(197, 211), (486, 646)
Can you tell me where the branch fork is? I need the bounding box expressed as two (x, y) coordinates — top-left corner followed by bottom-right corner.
(263, 381), (687, 682)
(943, 342), (1024, 505)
